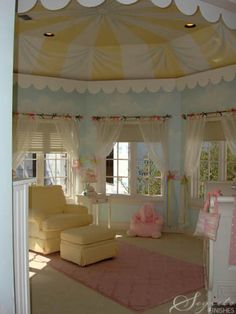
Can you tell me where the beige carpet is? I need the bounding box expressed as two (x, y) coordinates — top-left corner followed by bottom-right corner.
(30, 232), (208, 314)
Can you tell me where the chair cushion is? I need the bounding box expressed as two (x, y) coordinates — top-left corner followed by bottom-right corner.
(42, 213), (93, 232)
(29, 185), (66, 220)
(61, 225), (116, 245)
(29, 221), (61, 240)
(63, 204), (88, 215)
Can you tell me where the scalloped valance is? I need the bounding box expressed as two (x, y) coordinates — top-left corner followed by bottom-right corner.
(18, 0), (236, 29)
(14, 64), (236, 94)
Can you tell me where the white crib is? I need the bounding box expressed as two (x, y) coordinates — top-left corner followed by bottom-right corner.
(205, 182), (236, 307)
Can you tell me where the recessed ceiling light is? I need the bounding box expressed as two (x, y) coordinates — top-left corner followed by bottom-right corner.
(44, 32), (55, 37)
(213, 57), (222, 63)
(18, 14), (32, 21)
(184, 23), (196, 28)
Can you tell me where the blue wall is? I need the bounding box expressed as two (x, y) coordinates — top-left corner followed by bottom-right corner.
(181, 80), (236, 113)
(14, 77), (236, 229)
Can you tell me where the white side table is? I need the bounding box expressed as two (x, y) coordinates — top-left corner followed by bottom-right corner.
(76, 194), (111, 228)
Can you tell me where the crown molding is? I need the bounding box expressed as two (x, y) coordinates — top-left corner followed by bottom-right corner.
(14, 64), (236, 94)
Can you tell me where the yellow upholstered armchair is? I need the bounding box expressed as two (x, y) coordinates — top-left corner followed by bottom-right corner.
(28, 185), (93, 254)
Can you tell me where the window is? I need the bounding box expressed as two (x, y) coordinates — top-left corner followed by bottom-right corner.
(44, 153), (68, 190)
(136, 143), (162, 196)
(106, 143), (130, 194)
(16, 153), (37, 179)
(16, 152), (70, 194)
(192, 141), (236, 198)
(227, 146), (236, 180)
(105, 142), (162, 196)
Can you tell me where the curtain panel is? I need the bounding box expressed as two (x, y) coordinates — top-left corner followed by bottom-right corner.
(138, 119), (171, 224)
(95, 119), (124, 193)
(221, 113), (236, 156)
(13, 115), (39, 171)
(138, 119), (169, 173)
(183, 117), (206, 177)
(54, 118), (81, 195)
(179, 116), (206, 228)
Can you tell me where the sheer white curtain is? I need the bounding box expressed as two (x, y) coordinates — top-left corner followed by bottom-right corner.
(221, 113), (236, 155)
(54, 118), (80, 195)
(12, 115), (39, 171)
(138, 119), (170, 222)
(13, 115), (81, 196)
(138, 119), (169, 173)
(95, 119), (124, 193)
(184, 117), (206, 176)
(179, 116), (206, 227)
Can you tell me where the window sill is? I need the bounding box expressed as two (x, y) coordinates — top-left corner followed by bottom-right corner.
(108, 194), (164, 205)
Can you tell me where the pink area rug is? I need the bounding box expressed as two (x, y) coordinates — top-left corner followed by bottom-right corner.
(48, 241), (204, 312)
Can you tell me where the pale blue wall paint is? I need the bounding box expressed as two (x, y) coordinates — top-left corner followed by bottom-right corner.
(14, 77), (236, 229)
(83, 90), (181, 154)
(181, 80), (236, 113)
(13, 85), (87, 116)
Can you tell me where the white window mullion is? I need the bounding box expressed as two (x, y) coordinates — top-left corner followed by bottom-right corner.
(147, 156), (150, 195)
(192, 170), (198, 199)
(130, 142), (136, 195)
(117, 147), (119, 194)
(191, 142), (202, 199)
(207, 146), (211, 181)
(55, 154), (58, 183)
(219, 141), (226, 181)
(66, 154), (72, 197)
(115, 143), (118, 194)
(36, 153), (44, 185)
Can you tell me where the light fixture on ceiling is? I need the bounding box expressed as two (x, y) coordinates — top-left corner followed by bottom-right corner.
(18, 14), (32, 21)
(213, 57), (222, 63)
(44, 32), (55, 37)
(184, 23), (196, 28)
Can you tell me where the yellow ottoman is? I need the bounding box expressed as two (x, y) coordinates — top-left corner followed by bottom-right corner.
(60, 225), (118, 266)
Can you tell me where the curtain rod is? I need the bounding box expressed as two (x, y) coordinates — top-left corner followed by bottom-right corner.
(13, 112), (83, 120)
(92, 114), (172, 121)
(182, 108), (236, 119)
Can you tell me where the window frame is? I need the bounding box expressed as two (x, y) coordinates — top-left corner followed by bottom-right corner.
(106, 142), (130, 194)
(17, 152), (72, 196)
(105, 142), (164, 199)
(191, 140), (236, 200)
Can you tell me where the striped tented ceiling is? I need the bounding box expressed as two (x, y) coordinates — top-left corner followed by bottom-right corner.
(15, 0), (236, 81)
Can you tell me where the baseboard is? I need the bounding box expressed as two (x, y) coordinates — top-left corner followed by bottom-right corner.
(163, 226), (184, 233)
(99, 221), (188, 234)
(99, 221), (129, 230)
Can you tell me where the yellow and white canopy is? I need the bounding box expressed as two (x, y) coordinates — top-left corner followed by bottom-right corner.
(15, 0), (236, 81)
